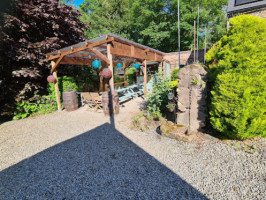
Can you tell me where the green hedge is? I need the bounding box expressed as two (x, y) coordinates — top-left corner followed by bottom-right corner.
(206, 15), (266, 139)
(48, 76), (78, 102)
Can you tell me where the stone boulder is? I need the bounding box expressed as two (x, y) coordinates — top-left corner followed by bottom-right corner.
(176, 64), (207, 134)
(160, 122), (195, 142)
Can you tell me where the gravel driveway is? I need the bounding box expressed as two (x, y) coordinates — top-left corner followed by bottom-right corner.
(0, 98), (265, 199)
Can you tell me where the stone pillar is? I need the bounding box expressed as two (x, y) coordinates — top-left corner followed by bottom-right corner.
(176, 64), (207, 134)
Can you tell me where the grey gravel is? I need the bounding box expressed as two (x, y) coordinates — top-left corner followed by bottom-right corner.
(0, 98), (265, 200)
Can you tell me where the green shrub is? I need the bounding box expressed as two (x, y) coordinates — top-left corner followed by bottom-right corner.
(171, 68), (179, 80)
(48, 76), (78, 101)
(206, 15), (266, 139)
(13, 101), (39, 120)
(126, 67), (137, 85)
(146, 73), (172, 119)
(13, 76), (78, 119)
(13, 94), (57, 120)
(59, 76), (78, 92)
(210, 68), (266, 139)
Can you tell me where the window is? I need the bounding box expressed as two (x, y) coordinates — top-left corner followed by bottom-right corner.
(235, 0), (263, 6)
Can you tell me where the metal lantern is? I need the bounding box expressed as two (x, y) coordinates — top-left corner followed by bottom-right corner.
(168, 89), (174, 100)
(134, 63), (140, 69)
(117, 63), (122, 68)
(92, 60), (101, 68)
(102, 68), (112, 79)
(47, 75), (56, 83)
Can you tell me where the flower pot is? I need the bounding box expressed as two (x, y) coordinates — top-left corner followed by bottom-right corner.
(168, 107), (175, 112)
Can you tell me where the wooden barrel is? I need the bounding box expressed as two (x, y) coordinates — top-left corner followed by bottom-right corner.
(62, 91), (78, 112)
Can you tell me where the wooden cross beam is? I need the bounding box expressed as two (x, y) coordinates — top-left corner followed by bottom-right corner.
(47, 37), (114, 62)
(49, 38), (114, 72)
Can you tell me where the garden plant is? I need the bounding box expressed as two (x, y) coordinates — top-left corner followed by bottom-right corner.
(206, 15), (266, 139)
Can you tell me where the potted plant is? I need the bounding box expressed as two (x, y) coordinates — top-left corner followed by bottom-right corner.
(166, 102), (175, 112)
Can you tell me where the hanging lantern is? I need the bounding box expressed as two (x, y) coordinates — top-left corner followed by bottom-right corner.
(92, 60), (101, 68)
(47, 75), (56, 83)
(134, 63), (140, 69)
(102, 68), (112, 79)
(168, 89), (175, 100)
(117, 63), (122, 68)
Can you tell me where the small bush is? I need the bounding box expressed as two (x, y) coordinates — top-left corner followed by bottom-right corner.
(171, 68), (179, 80)
(146, 73), (172, 119)
(206, 15), (266, 139)
(126, 67), (137, 85)
(48, 76), (78, 102)
(13, 94), (57, 120)
(210, 68), (266, 139)
(13, 101), (39, 120)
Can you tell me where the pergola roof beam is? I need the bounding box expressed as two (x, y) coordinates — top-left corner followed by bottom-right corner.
(47, 37), (114, 63)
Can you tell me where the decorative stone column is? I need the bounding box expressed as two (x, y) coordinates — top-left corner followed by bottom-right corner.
(176, 64), (207, 134)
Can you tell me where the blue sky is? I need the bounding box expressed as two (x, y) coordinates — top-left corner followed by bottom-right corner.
(73, 0), (84, 7)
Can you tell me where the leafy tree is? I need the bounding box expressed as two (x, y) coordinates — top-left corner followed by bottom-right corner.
(79, 0), (227, 52)
(0, 0), (88, 116)
(80, 0), (130, 39)
(206, 15), (266, 139)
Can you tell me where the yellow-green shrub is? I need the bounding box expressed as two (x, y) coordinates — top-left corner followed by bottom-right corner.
(206, 15), (266, 139)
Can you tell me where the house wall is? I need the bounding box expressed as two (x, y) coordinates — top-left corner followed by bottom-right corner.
(227, 0), (266, 19)
(248, 8), (266, 18)
(163, 50), (206, 74)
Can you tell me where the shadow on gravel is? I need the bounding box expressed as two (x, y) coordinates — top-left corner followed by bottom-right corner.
(0, 123), (208, 199)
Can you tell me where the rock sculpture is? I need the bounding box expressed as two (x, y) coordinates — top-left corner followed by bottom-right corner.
(176, 64), (207, 134)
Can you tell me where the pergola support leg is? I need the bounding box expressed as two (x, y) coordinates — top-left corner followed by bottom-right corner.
(51, 61), (62, 111)
(144, 60), (147, 95)
(107, 43), (114, 92)
(123, 62), (128, 86)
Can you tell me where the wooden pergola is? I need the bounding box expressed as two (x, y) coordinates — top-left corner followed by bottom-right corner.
(46, 33), (165, 110)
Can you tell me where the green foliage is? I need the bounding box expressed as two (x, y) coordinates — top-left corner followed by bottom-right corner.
(166, 103), (175, 109)
(171, 68), (179, 81)
(80, 0), (227, 52)
(13, 94), (57, 120)
(125, 67), (137, 85)
(206, 15), (266, 139)
(192, 78), (199, 85)
(37, 95), (57, 115)
(60, 76), (78, 92)
(13, 101), (39, 120)
(170, 80), (178, 88)
(48, 76), (78, 102)
(0, 0), (88, 116)
(146, 73), (172, 119)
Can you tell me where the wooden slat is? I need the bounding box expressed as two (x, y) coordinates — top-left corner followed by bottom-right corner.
(110, 40), (163, 62)
(51, 56), (65, 72)
(90, 47), (110, 64)
(47, 37), (114, 62)
(107, 35), (162, 55)
(60, 57), (93, 65)
(130, 45), (135, 57)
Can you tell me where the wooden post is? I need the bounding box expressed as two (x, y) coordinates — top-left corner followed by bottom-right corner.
(194, 20), (196, 64)
(107, 43), (114, 91)
(123, 62), (128, 86)
(51, 61), (62, 111)
(159, 62), (163, 73)
(144, 60), (147, 95)
(99, 70), (104, 92)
